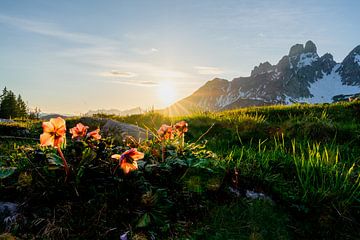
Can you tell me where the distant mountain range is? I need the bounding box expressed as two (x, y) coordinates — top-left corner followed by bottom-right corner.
(39, 107), (143, 119)
(85, 107), (143, 116)
(164, 41), (360, 115)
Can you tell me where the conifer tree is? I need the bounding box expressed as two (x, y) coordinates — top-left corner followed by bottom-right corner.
(16, 94), (28, 118)
(0, 90), (17, 119)
(0, 87), (7, 100)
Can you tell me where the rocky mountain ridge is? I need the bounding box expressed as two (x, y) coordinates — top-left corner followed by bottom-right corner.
(165, 41), (360, 115)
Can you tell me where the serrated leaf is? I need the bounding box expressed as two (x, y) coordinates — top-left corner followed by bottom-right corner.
(0, 167), (16, 179)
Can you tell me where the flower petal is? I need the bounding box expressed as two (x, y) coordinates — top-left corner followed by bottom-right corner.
(57, 126), (66, 135)
(40, 132), (54, 146)
(54, 135), (65, 147)
(70, 127), (79, 138)
(50, 117), (66, 129)
(111, 154), (121, 160)
(129, 150), (144, 161)
(42, 121), (55, 133)
(121, 161), (138, 174)
(88, 129), (101, 140)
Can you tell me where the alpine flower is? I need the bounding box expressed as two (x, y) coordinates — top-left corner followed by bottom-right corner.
(40, 117), (66, 147)
(112, 148), (144, 174)
(87, 128), (101, 140)
(174, 120), (188, 136)
(69, 123), (89, 139)
(157, 124), (174, 140)
(40, 117), (69, 176)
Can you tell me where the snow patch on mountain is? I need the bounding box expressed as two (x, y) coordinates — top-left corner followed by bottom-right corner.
(216, 94), (238, 108)
(297, 53), (319, 68)
(300, 64), (360, 103)
(354, 54), (360, 66)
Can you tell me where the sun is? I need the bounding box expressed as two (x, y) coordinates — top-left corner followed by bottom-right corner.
(157, 81), (177, 106)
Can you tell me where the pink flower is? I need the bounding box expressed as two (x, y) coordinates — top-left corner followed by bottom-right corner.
(40, 117), (69, 176)
(69, 123), (89, 139)
(157, 124), (174, 140)
(111, 148), (144, 174)
(40, 117), (66, 147)
(87, 128), (101, 140)
(174, 121), (188, 136)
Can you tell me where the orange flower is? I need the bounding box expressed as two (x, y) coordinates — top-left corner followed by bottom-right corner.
(174, 121), (188, 136)
(111, 148), (144, 174)
(157, 124), (174, 140)
(87, 128), (101, 140)
(69, 123), (89, 139)
(40, 117), (66, 147)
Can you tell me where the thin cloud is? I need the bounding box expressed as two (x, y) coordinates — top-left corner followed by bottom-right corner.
(140, 81), (159, 86)
(0, 14), (119, 46)
(106, 80), (158, 87)
(101, 70), (137, 78)
(132, 47), (159, 55)
(194, 66), (224, 75)
(106, 61), (192, 79)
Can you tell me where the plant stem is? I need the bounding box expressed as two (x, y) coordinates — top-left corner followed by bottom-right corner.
(57, 147), (69, 177)
(162, 142), (165, 162)
(181, 134), (185, 152)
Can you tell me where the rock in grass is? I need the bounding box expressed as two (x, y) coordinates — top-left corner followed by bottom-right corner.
(102, 119), (153, 142)
(0, 119), (14, 123)
(77, 117), (154, 143)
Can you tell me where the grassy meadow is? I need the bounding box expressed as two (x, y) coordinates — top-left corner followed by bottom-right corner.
(1, 101), (360, 239)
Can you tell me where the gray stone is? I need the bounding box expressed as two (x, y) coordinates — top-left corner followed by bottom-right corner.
(0, 119), (14, 123)
(101, 119), (153, 142)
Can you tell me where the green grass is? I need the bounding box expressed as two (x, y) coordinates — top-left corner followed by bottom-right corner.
(1, 101), (360, 239)
(188, 199), (291, 240)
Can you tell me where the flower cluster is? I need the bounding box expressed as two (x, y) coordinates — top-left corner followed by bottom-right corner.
(174, 120), (188, 136)
(157, 124), (174, 140)
(40, 117), (102, 177)
(157, 121), (188, 140)
(69, 123), (101, 140)
(39, 118), (188, 177)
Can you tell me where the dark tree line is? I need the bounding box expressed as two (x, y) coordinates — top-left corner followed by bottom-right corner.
(0, 87), (29, 119)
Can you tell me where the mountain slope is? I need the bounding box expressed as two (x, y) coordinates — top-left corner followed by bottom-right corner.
(166, 41), (360, 114)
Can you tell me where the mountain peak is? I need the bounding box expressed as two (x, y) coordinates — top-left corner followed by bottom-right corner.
(165, 41), (360, 115)
(288, 41), (317, 57)
(251, 61), (273, 76)
(289, 44), (304, 57)
(350, 45), (360, 55)
(304, 40), (317, 53)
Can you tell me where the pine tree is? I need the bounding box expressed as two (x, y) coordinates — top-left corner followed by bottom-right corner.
(16, 94), (28, 118)
(0, 87), (7, 100)
(0, 90), (18, 119)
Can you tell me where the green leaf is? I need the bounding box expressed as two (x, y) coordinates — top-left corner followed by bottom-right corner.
(136, 213), (151, 228)
(48, 153), (64, 167)
(76, 166), (85, 184)
(81, 148), (96, 163)
(0, 167), (16, 179)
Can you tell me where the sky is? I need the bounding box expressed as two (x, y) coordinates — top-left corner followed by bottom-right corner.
(1, 0), (360, 114)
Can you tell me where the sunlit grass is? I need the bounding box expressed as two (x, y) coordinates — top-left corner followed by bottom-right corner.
(1, 101), (360, 239)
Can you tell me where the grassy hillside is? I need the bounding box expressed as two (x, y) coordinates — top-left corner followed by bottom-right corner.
(1, 102), (360, 239)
